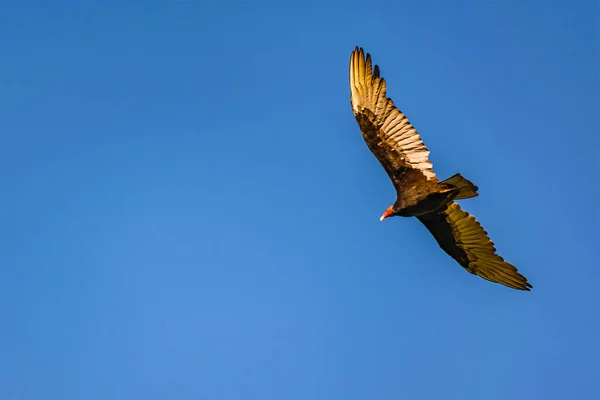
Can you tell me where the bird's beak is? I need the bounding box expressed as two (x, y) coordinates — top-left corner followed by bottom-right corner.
(380, 206), (393, 222)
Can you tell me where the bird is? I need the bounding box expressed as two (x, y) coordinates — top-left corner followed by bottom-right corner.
(349, 46), (532, 291)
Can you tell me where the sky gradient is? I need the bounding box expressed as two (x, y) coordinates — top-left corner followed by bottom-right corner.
(1, 2), (599, 400)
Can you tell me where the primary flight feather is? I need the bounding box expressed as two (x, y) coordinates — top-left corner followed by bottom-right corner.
(349, 46), (532, 291)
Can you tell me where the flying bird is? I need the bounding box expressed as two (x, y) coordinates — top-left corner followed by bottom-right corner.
(349, 46), (532, 291)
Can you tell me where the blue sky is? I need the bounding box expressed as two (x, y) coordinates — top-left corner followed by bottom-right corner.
(1, 2), (598, 399)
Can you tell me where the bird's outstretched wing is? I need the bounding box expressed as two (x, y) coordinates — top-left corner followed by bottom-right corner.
(417, 202), (532, 291)
(349, 46), (437, 184)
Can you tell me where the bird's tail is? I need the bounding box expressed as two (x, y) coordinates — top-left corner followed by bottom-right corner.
(442, 173), (479, 200)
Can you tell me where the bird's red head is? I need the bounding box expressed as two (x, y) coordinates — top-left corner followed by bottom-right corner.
(380, 206), (394, 221)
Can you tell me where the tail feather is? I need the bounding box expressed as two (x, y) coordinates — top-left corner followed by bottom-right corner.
(442, 173), (479, 200)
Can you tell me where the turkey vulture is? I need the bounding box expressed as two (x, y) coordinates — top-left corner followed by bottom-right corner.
(349, 46), (532, 291)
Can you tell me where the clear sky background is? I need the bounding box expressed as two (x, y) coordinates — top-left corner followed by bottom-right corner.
(1, 2), (598, 400)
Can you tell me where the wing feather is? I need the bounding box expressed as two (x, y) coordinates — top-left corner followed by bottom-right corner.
(349, 47), (436, 181)
(417, 202), (532, 291)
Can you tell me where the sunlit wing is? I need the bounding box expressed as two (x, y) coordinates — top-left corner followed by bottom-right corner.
(349, 46), (437, 182)
(417, 202), (532, 291)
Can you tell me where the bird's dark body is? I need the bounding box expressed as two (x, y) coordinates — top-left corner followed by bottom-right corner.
(394, 187), (456, 217)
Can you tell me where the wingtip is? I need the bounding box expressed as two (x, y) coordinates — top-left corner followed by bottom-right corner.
(501, 274), (533, 291)
(511, 270), (533, 291)
(517, 283), (532, 291)
(351, 46), (367, 58)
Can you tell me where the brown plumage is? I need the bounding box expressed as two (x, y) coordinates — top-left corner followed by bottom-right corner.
(349, 46), (532, 291)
